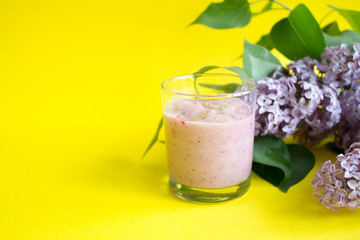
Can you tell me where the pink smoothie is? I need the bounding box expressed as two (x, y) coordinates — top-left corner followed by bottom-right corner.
(163, 98), (255, 189)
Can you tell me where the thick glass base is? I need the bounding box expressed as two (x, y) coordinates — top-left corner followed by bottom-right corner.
(169, 177), (250, 203)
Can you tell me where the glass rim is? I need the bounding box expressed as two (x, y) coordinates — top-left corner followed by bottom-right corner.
(160, 73), (257, 99)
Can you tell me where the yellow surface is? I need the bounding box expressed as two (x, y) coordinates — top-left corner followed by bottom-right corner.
(0, 0), (359, 239)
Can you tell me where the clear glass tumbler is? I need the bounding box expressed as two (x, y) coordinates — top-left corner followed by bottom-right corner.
(161, 73), (257, 203)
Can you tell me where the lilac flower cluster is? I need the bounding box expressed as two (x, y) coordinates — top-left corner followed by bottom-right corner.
(255, 68), (299, 138)
(255, 43), (360, 149)
(318, 43), (360, 149)
(255, 58), (339, 142)
(311, 142), (360, 210)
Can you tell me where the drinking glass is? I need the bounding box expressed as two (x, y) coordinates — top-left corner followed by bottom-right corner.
(161, 73), (257, 203)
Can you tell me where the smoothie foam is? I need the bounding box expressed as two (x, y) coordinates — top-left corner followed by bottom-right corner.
(163, 98), (255, 189)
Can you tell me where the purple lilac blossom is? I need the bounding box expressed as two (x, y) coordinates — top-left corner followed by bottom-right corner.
(334, 83), (360, 150)
(318, 43), (360, 89)
(311, 142), (360, 210)
(325, 43), (360, 149)
(255, 67), (299, 138)
(294, 84), (340, 145)
(255, 43), (360, 149)
(255, 58), (339, 143)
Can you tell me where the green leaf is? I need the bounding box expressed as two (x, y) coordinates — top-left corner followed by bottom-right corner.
(192, 0), (251, 29)
(252, 163), (285, 187)
(236, 34), (273, 59)
(270, 4), (326, 60)
(141, 118), (163, 159)
(278, 144), (315, 192)
(322, 21), (341, 36)
(324, 30), (360, 50)
(252, 1), (273, 17)
(331, 6), (360, 33)
(194, 66), (247, 95)
(195, 66), (221, 74)
(256, 34), (274, 51)
(198, 83), (241, 93)
(252, 136), (292, 187)
(224, 66), (248, 76)
(195, 65), (248, 76)
(243, 39), (281, 80)
(326, 141), (344, 154)
(252, 137), (315, 192)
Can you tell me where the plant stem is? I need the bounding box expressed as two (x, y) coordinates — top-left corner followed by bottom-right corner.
(250, 0), (267, 5)
(319, 9), (335, 25)
(271, 7), (290, 11)
(272, 0), (292, 11)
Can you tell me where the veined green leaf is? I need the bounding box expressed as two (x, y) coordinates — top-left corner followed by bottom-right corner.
(252, 136), (292, 188)
(141, 118), (163, 160)
(322, 21), (341, 36)
(252, 137), (315, 192)
(331, 6), (360, 33)
(237, 34), (273, 59)
(243, 39), (280, 80)
(278, 144), (315, 192)
(256, 34), (274, 51)
(192, 0), (251, 29)
(324, 30), (360, 50)
(270, 4), (326, 60)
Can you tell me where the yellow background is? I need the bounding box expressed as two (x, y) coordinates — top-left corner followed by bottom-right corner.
(0, 0), (359, 239)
